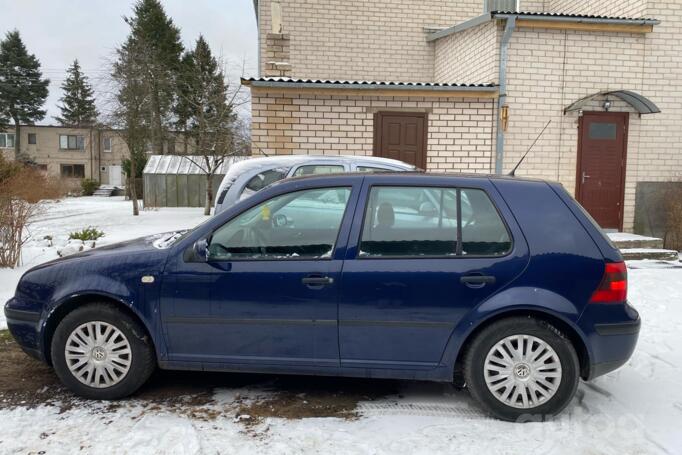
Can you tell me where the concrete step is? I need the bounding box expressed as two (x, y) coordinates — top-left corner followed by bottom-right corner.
(607, 232), (664, 250)
(93, 187), (115, 197)
(605, 233), (678, 261)
(620, 248), (679, 261)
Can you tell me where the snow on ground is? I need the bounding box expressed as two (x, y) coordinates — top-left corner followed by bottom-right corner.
(0, 196), (209, 329)
(1, 197), (682, 454)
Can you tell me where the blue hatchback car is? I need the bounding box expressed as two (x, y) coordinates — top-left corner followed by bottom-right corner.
(5, 173), (640, 420)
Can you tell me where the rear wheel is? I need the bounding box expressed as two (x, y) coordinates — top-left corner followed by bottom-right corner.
(464, 316), (579, 421)
(51, 303), (155, 399)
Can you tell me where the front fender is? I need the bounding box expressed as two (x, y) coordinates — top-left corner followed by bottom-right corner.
(439, 287), (592, 372)
(38, 274), (164, 364)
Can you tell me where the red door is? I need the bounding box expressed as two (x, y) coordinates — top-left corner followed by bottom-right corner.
(374, 112), (427, 169)
(576, 112), (628, 230)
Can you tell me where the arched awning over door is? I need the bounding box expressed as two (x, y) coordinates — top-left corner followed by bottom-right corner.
(564, 90), (661, 114)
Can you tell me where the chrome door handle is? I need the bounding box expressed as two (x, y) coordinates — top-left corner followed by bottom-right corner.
(302, 276), (334, 286)
(582, 172), (591, 184)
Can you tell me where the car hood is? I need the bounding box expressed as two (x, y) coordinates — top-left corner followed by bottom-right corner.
(28, 231), (185, 273)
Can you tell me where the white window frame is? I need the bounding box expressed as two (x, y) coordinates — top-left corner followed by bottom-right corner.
(103, 137), (112, 152)
(0, 133), (15, 148)
(59, 134), (85, 151)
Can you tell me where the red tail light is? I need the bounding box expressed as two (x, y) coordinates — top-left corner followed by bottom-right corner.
(590, 261), (627, 303)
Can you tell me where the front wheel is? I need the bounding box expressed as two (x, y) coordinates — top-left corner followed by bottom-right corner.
(464, 316), (580, 421)
(51, 303), (156, 399)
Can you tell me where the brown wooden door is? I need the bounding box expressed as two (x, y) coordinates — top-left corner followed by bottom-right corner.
(576, 112), (628, 230)
(374, 112), (427, 169)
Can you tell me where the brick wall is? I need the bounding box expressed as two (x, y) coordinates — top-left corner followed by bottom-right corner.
(547, 0), (647, 17)
(503, 27), (648, 230)
(257, 0), (486, 82)
(250, 89), (496, 172)
(434, 21), (500, 84)
(636, 1), (682, 199)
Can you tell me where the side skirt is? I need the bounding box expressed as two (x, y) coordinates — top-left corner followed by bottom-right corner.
(158, 360), (454, 382)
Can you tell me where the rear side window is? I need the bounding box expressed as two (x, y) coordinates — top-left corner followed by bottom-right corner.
(240, 168), (288, 200)
(292, 164), (345, 176)
(359, 186), (511, 258)
(356, 166), (392, 173)
(360, 187), (458, 257)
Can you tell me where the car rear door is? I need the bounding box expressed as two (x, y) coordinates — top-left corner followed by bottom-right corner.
(338, 176), (529, 369)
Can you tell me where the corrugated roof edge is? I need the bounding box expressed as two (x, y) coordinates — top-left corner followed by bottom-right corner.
(427, 11), (660, 41)
(242, 77), (497, 91)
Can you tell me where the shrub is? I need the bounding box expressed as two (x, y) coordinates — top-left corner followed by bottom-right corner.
(68, 226), (104, 241)
(0, 155), (65, 268)
(81, 178), (99, 196)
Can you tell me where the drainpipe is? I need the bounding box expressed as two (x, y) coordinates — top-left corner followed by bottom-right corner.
(495, 16), (516, 174)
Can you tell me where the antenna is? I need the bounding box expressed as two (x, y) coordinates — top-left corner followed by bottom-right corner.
(508, 120), (551, 177)
(252, 142), (270, 157)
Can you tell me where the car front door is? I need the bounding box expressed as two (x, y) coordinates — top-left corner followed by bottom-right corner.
(338, 177), (529, 369)
(161, 183), (358, 368)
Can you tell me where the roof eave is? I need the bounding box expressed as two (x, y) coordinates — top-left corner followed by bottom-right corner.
(428, 12), (661, 41)
(426, 13), (492, 42)
(492, 12), (661, 26)
(241, 78), (497, 93)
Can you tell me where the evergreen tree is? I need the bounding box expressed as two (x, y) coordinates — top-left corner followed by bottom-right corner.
(182, 36), (237, 215)
(173, 52), (195, 153)
(0, 30), (49, 160)
(123, 0), (183, 154)
(55, 59), (98, 127)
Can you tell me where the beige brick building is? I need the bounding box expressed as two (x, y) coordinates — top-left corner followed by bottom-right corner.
(1, 125), (187, 189)
(246, 0), (681, 233)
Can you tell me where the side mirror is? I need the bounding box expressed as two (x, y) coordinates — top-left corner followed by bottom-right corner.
(272, 213), (288, 228)
(193, 238), (209, 262)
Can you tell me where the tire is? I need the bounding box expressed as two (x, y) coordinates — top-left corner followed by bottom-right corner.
(51, 303), (156, 400)
(464, 316), (580, 421)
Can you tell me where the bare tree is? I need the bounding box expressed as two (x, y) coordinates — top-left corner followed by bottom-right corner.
(177, 36), (248, 215)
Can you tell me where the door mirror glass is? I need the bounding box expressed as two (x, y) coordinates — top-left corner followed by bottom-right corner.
(193, 238), (208, 262)
(208, 187), (351, 260)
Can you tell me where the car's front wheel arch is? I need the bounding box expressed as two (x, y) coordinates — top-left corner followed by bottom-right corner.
(42, 294), (156, 367)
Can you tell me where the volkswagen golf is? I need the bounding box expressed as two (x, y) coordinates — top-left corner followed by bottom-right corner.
(4, 173), (640, 421)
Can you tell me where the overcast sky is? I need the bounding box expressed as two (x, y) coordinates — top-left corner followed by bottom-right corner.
(0, 0), (258, 122)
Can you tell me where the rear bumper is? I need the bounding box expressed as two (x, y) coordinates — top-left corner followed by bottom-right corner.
(4, 298), (45, 362)
(579, 301), (640, 380)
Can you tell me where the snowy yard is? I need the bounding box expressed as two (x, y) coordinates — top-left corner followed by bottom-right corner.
(1, 196), (682, 454)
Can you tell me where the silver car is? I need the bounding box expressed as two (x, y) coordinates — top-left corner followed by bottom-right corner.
(214, 155), (415, 214)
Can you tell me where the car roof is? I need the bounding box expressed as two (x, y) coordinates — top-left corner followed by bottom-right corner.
(222, 155), (414, 178)
(272, 171), (549, 187)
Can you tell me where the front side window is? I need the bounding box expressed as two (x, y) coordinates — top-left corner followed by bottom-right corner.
(239, 168), (288, 200)
(208, 187), (351, 261)
(359, 186), (511, 258)
(360, 186), (458, 257)
(292, 164), (344, 177)
(28, 133), (37, 145)
(103, 137), (112, 151)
